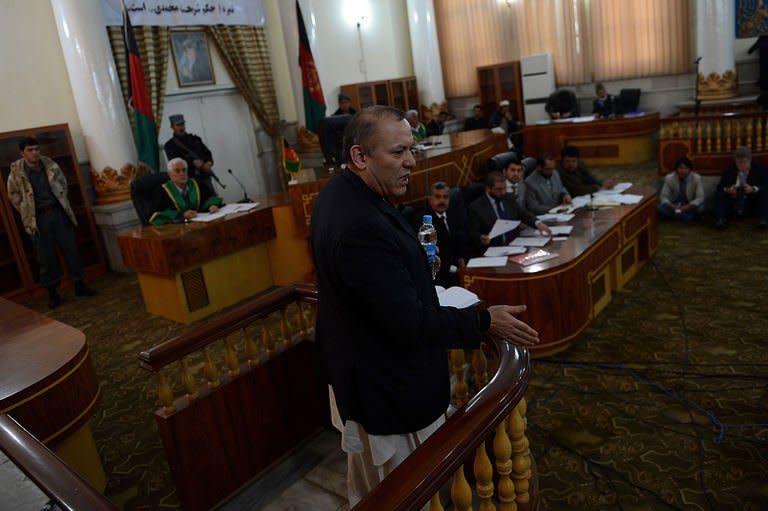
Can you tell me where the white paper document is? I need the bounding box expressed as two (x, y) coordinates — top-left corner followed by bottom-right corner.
(484, 245), (527, 257)
(487, 219), (520, 240)
(614, 194), (644, 204)
(552, 236), (569, 241)
(510, 237), (550, 247)
(189, 202), (261, 222)
(548, 204), (575, 214)
(520, 225), (572, 237)
(537, 213), (575, 223)
(467, 256), (509, 268)
(611, 182), (633, 193)
(435, 286), (481, 309)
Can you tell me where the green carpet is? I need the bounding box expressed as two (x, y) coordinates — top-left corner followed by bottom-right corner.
(22, 161), (768, 510)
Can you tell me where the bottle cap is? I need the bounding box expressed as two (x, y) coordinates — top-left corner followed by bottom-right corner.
(423, 215), (432, 224)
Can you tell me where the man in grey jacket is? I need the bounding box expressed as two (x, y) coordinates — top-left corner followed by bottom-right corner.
(658, 156), (706, 221)
(525, 154), (572, 214)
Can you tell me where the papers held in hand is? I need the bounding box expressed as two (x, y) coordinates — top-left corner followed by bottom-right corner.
(487, 219), (521, 240)
(435, 286), (480, 308)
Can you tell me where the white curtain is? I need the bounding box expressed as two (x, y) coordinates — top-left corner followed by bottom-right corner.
(434, 0), (691, 94)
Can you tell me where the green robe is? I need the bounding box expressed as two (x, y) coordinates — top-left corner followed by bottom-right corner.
(149, 178), (223, 225)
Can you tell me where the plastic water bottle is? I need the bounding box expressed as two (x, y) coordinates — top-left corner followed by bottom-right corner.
(418, 215), (439, 280)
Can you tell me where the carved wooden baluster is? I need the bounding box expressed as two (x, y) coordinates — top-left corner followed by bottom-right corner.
(686, 120), (693, 139)
(695, 122), (702, 153)
(509, 404), (531, 507)
(715, 120), (722, 153)
(735, 119), (743, 147)
(756, 118), (764, 151)
(157, 371), (176, 413)
(725, 119), (732, 152)
(203, 347), (220, 388)
(180, 357), (198, 400)
(224, 336), (240, 376)
(262, 318), (275, 357)
(450, 349), (468, 408)
(494, 417), (516, 511)
(746, 119), (753, 148)
(429, 494), (445, 511)
(474, 443), (495, 511)
(296, 301), (307, 336)
(450, 464), (473, 511)
(472, 348), (488, 389)
(280, 308), (292, 348)
(244, 326), (261, 366)
(705, 121), (711, 153)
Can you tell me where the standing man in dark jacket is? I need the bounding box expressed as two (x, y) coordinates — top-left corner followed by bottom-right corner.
(310, 106), (539, 506)
(163, 114), (216, 194)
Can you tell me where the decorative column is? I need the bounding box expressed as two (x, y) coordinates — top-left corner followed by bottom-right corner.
(695, 0), (737, 100)
(406, 0), (447, 119)
(51, 0), (142, 271)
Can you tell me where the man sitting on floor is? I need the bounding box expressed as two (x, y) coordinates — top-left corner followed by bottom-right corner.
(714, 146), (768, 229)
(658, 156), (706, 221)
(149, 157), (223, 225)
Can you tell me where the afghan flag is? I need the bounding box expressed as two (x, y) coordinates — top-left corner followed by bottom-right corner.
(297, 1), (326, 133)
(282, 138), (301, 174)
(122, 3), (159, 171)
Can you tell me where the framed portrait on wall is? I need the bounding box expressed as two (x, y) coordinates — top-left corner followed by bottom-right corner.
(170, 30), (215, 87)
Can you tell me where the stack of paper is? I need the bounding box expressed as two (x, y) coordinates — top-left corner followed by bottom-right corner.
(537, 213), (575, 223)
(467, 257), (508, 268)
(484, 246), (527, 256)
(190, 202), (261, 222)
(510, 237), (550, 247)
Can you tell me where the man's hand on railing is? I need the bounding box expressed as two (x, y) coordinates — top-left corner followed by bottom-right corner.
(487, 305), (540, 346)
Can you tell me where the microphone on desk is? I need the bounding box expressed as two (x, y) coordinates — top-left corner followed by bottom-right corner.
(227, 169), (252, 203)
(694, 56), (702, 64)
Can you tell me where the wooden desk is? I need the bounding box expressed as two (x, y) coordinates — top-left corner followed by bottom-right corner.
(0, 298), (105, 490)
(524, 113), (659, 166)
(289, 130), (508, 235)
(118, 197), (303, 323)
(461, 186), (658, 357)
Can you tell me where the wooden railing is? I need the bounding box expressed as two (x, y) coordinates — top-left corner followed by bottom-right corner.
(138, 282), (324, 511)
(659, 109), (768, 175)
(139, 282), (537, 510)
(0, 414), (117, 511)
(356, 340), (534, 511)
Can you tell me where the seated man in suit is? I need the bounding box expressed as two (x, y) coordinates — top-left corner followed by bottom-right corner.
(559, 145), (616, 197)
(545, 89), (580, 119)
(464, 104), (489, 131)
(714, 146), (768, 229)
(525, 154), (572, 214)
(658, 156), (706, 221)
(421, 182), (468, 287)
(149, 157), (223, 225)
(592, 83), (616, 118)
(468, 172), (551, 256)
(503, 154), (527, 209)
(426, 111), (450, 137)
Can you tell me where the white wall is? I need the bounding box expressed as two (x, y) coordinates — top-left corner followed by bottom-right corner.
(295, 0), (414, 120)
(0, 0), (87, 162)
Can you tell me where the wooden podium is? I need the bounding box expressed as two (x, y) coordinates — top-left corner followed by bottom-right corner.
(0, 298), (105, 491)
(119, 200), (282, 323)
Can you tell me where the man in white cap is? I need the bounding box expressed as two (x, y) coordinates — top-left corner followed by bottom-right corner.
(489, 99), (523, 149)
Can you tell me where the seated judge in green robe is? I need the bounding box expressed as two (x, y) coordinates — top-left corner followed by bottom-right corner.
(149, 157), (223, 225)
